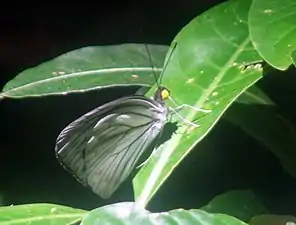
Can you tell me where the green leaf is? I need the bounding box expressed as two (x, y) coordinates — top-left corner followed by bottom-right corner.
(249, 0), (296, 70)
(290, 50), (296, 67)
(201, 190), (268, 222)
(234, 85), (275, 106)
(249, 215), (296, 225)
(225, 85), (296, 177)
(82, 202), (247, 225)
(134, 0), (263, 207)
(0, 44), (168, 99)
(0, 203), (86, 225)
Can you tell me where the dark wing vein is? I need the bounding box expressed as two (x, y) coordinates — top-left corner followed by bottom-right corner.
(55, 97), (167, 198)
(88, 120), (157, 198)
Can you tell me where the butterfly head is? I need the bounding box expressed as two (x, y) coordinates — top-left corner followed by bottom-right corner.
(154, 86), (171, 104)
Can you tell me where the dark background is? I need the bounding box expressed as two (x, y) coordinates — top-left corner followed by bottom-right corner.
(1, 0), (296, 216)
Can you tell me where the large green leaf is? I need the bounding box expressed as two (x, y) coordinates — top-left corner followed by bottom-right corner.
(201, 190), (268, 222)
(0, 203), (86, 225)
(134, 0), (263, 207)
(0, 44), (167, 98)
(234, 85), (275, 106)
(81, 202), (247, 225)
(249, 215), (296, 225)
(225, 85), (296, 177)
(249, 0), (296, 70)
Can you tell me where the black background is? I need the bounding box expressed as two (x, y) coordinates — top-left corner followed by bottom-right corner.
(1, 0), (296, 216)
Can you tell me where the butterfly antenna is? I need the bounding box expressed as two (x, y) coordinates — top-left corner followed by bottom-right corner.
(145, 44), (161, 88)
(145, 42), (177, 88)
(158, 42), (177, 86)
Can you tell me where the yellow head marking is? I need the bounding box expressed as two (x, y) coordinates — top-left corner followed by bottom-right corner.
(161, 89), (170, 100)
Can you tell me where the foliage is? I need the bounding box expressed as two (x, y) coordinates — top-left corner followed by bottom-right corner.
(1, 0), (296, 224)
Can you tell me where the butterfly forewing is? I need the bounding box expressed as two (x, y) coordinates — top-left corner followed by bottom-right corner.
(55, 96), (168, 198)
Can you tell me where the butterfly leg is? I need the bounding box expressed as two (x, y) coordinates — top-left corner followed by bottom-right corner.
(174, 104), (211, 114)
(169, 107), (200, 127)
(168, 97), (211, 114)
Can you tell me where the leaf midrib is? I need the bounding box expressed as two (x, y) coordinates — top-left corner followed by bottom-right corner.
(136, 36), (252, 207)
(3, 67), (162, 94)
